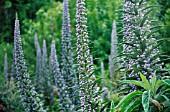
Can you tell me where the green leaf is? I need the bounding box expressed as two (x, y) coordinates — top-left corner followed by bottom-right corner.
(146, 29), (159, 39)
(118, 53), (137, 59)
(4, 1), (12, 8)
(100, 101), (110, 112)
(120, 80), (146, 89)
(125, 99), (142, 112)
(91, 78), (102, 90)
(122, 42), (136, 47)
(115, 91), (142, 109)
(118, 91), (142, 112)
(161, 88), (170, 95)
(142, 91), (150, 112)
(163, 79), (170, 86)
(162, 95), (169, 101)
(140, 73), (150, 90)
(155, 80), (164, 90)
(162, 95), (170, 108)
(150, 53), (161, 62)
(140, 9), (153, 27)
(150, 25), (164, 30)
(157, 38), (170, 43)
(141, 5), (158, 11)
(150, 72), (157, 95)
(110, 101), (114, 112)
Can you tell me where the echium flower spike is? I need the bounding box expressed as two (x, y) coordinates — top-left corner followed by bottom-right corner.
(76, 0), (100, 111)
(62, 0), (79, 106)
(122, 0), (163, 91)
(4, 53), (8, 84)
(42, 39), (48, 70)
(43, 40), (47, 57)
(13, 17), (45, 111)
(34, 34), (42, 89)
(50, 40), (73, 111)
(34, 35), (42, 72)
(109, 20), (119, 81)
(101, 61), (105, 87)
(38, 39), (48, 94)
(41, 39), (53, 103)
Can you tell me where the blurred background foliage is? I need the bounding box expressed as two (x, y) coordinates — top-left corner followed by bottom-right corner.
(0, 0), (170, 84)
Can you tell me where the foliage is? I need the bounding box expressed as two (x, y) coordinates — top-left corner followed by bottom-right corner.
(157, 0), (170, 62)
(0, 0), (53, 43)
(21, 1), (63, 75)
(0, 79), (24, 112)
(117, 73), (170, 111)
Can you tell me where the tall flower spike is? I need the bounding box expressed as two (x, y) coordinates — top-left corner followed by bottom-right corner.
(76, 0), (100, 111)
(109, 20), (119, 81)
(40, 39), (48, 93)
(42, 40), (47, 66)
(34, 34), (42, 78)
(101, 61), (105, 87)
(122, 0), (163, 91)
(101, 61), (110, 101)
(42, 40), (48, 73)
(13, 17), (45, 111)
(4, 53), (8, 84)
(62, 0), (79, 106)
(34, 34), (42, 91)
(42, 39), (53, 104)
(34, 39), (53, 105)
(50, 40), (73, 111)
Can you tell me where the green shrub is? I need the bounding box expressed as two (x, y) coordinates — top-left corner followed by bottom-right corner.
(0, 79), (24, 112)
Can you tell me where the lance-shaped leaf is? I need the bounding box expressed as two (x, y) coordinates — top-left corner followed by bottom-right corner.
(142, 91), (150, 112)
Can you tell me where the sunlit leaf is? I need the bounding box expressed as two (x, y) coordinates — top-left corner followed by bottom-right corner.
(142, 91), (150, 112)
(140, 73), (150, 90)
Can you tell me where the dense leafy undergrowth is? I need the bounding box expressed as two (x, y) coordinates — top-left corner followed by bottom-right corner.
(0, 0), (170, 112)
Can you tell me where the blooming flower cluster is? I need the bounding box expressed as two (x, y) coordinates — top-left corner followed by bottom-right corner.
(34, 35), (54, 105)
(34, 34), (43, 93)
(42, 40), (52, 94)
(122, 0), (163, 90)
(109, 20), (119, 81)
(61, 0), (79, 106)
(50, 41), (73, 111)
(4, 53), (8, 84)
(76, 0), (100, 111)
(34, 34), (42, 80)
(13, 18), (45, 112)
